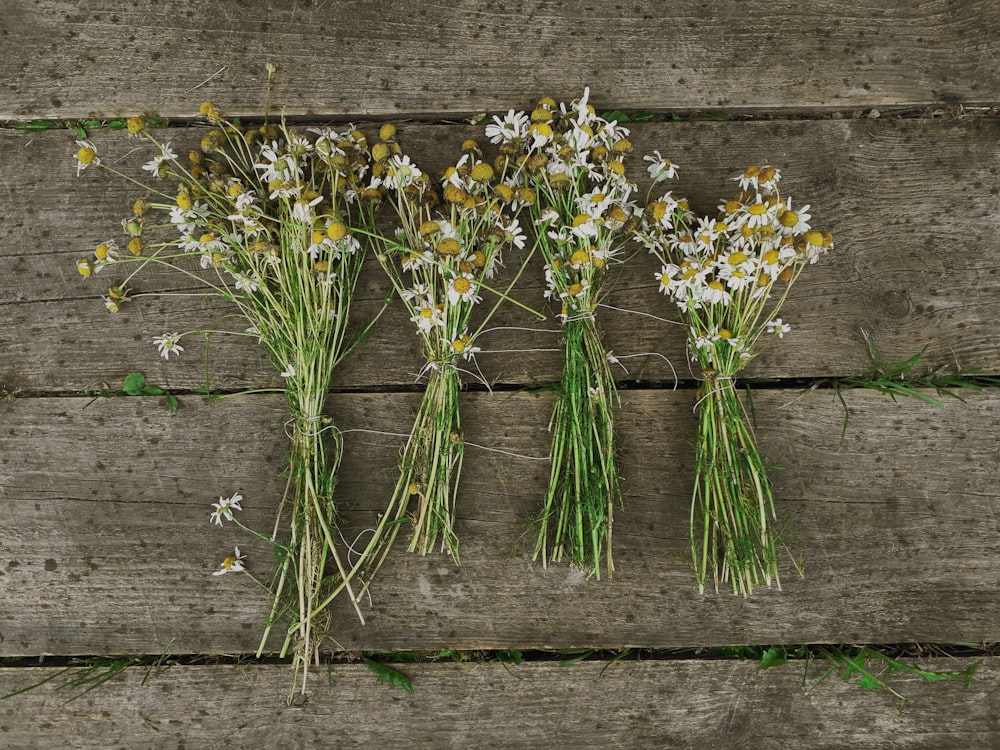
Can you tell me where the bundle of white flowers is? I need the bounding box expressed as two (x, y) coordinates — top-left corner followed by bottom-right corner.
(75, 104), (390, 696)
(635, 163), (833, 595)
(487, 90), (639, 579)
(367, 126), (535, 562)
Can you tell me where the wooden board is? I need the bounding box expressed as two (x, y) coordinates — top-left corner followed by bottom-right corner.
(2, 388), (997, 657)
(3, 117), (1000, 395)
(3, 0), (1000, 119)
(0, 658), (994, 748)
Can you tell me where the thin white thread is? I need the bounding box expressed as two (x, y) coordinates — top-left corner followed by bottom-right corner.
(478, 348), (561, 354)
(597, 302), (685, 327)
(284, 415), (337, 439)
(478, 325), (564, 336)
(613, 352), (679, 388)
(185, 65), (228, 93)
(463, 441), (551, 461)
(338, 428), (411, 439)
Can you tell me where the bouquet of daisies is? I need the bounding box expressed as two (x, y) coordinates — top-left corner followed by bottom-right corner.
(635, 162), (832, 595)
(74, 104), (390, 694)
(489, 90), (637, 578)
(368, 127), (533, 563)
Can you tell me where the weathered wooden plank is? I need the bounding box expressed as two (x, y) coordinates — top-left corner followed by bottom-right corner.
(3, 0), (999, 120)
(0, 658), (994, 748)
(2, 117), (999, 393)
(1, 388), (997, 656)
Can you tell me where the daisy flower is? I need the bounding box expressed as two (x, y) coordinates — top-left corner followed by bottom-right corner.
(485, 109), (530, 144)
(153, 332), (184, 359)
(210, 493), (244, 526)
(74, 139), (100, 176)
(212, 547), (246, 576)
(644, 151), (678, 182)
(766, 318), (792, 338)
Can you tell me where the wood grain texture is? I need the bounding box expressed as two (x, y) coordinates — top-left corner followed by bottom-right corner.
(1, 388), (997, 656)
(3, 0), (1000, 119)
(0, 658), (994, 749)
(2, 118), (999, 394)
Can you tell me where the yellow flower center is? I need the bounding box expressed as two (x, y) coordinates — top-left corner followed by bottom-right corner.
(803, 230), (824, 246)
(312, 230), (326, 245)
(419, 220), (441, 237)
(572, 213), (592, 227)
(648, 201), (667, 221)
(327, 221), (348, 241)
(452, 277), (472, 294)
(176, 190), (192, 210)
(708, 280), (725, 292)
(452, 338), (466, 353)
(314, 260), (330, 273)
(570, 249), (590, 266)
(719, 328), (733, 339)
(748, 203), (768, 216)
(437, 237), (461, 255)
(76, 147), (96, 165)
(419, 307), (434, 318)
(660, 273), (671, 286)
(778, 210), (797, 228)
(94, 243), (111, 260)
(199, 233), (215, 244)
(470, 162), (494, 182)
(724, 200), (742, 214)
(568, 282), (584, 297)
(727, 251), (748, 265)
(529, 122), (553, 140)
(470, 250), (486, 267)
(76, 258), (92, 277)
(127, 238), (144, 256)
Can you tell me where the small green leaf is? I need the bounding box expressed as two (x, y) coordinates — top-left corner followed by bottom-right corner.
(497, 649), (523, 665)
(121, 372), (146, 395)
(106, 119), (127, 131)
(164, 395), (179, 412)
(15, 119), (59, 130)
(759, 646), (787, 670)
(364, 658), (414, 693)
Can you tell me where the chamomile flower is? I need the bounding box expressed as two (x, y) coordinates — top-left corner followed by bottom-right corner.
(777, 198), (812, 235)
(74, 140), (99, 176)
(702, 280), (732, 306)
(212, 547), (246, 576)
(485, 109), (530, 144)
(644, 151), (678, 182)
(141, 143), (178, 178)
(447, 273), (481, 305)
(232, 271), (260, 293)
(383, 154), (423, 191)
(766, 318), (791, 338)
(210, 493), (244, 526)
(153, 332), (184, 359)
